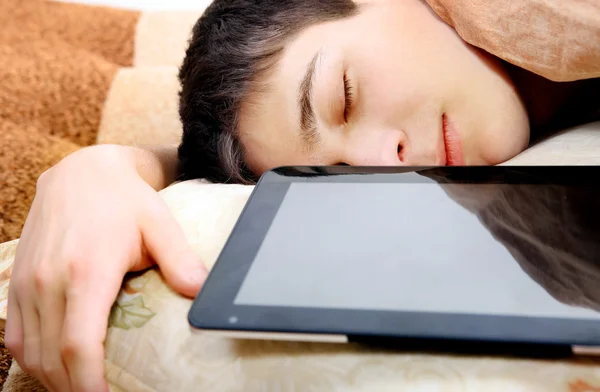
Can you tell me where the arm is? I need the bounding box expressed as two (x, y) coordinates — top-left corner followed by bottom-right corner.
(127, 144), (180, 190)
(425, 0), (600, 82)
(58, 143), (180, 191)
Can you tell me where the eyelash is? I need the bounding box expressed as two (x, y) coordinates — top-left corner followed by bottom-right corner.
(343, 73), (353, 122)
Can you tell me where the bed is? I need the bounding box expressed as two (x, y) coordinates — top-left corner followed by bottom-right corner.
(1, 0), (599, 390)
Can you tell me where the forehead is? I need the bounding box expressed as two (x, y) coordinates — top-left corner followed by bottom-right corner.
(237, 19), (349, 173)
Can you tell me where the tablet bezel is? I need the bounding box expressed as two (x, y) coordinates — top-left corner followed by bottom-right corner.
(188, 166), (600, 348)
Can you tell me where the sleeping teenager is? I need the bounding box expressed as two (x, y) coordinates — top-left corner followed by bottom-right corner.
(6, 0), (600, 391)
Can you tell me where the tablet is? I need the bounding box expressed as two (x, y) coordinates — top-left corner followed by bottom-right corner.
(188, 166), (600, 356)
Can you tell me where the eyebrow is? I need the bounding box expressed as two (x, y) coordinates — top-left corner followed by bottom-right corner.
(299, 51), (322, 149)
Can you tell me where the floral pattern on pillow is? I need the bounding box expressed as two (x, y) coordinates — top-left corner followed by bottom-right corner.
(110, 274), (156, 330)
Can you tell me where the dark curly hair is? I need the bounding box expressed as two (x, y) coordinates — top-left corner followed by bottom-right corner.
(177, 0), (358, 184)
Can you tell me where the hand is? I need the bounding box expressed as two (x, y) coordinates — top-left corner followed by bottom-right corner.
(5, 146), (207, 392)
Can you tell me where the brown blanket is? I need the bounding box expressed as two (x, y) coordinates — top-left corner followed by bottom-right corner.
(0, 0), (139, 243)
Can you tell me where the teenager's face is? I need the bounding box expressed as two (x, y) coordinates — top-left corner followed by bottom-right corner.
(238, 0), (530, 175)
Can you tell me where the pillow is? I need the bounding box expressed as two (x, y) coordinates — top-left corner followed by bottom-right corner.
(424, 0), (600, 82)
(2, 122), (600, 392)
(503, 121), (600, 165)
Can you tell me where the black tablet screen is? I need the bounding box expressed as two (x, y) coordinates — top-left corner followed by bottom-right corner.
(233, 172), (600, 319)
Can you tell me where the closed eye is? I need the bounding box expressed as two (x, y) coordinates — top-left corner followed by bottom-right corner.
(343, 73), (354, 122)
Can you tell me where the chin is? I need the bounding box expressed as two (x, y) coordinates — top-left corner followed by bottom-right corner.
(482, 146), (528, 166)
(476, 125), (530, 166)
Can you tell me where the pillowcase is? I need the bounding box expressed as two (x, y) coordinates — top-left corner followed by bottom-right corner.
(503, 121), (600, 165)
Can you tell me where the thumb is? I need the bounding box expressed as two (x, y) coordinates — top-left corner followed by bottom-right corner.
(139, 197), (208, 298)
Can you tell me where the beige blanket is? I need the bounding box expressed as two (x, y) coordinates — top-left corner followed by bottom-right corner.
(424, 0), (600, 82)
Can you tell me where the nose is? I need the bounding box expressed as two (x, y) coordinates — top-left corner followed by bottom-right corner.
(341, 130), (407, 166)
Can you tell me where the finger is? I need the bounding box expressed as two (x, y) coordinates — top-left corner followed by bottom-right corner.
(61, 257), (125, 392)
(5, 216), (36, 364)
(140, 198), (207, 298)
(9, 224), (51, 387)
(20, 291), (51, 389)
(38, 281), (71, 392)
(18, 207), (72, 391)
(5, 287), (24, 366)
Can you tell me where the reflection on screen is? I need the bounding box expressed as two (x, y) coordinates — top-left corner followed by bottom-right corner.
(234, 176), (600, 320)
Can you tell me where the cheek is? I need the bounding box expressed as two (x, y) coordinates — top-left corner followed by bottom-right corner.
(483, 120), (530, 165)
(353, 53), (433, 124)
(462, 61), (530, 164)
(348, 26), (464, 121)
(475, 100), (530, 165)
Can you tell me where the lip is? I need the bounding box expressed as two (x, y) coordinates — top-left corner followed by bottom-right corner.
(442, 113), (465, 166)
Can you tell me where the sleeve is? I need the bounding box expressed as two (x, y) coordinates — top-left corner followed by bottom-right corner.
(424, 0), (600, 82)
